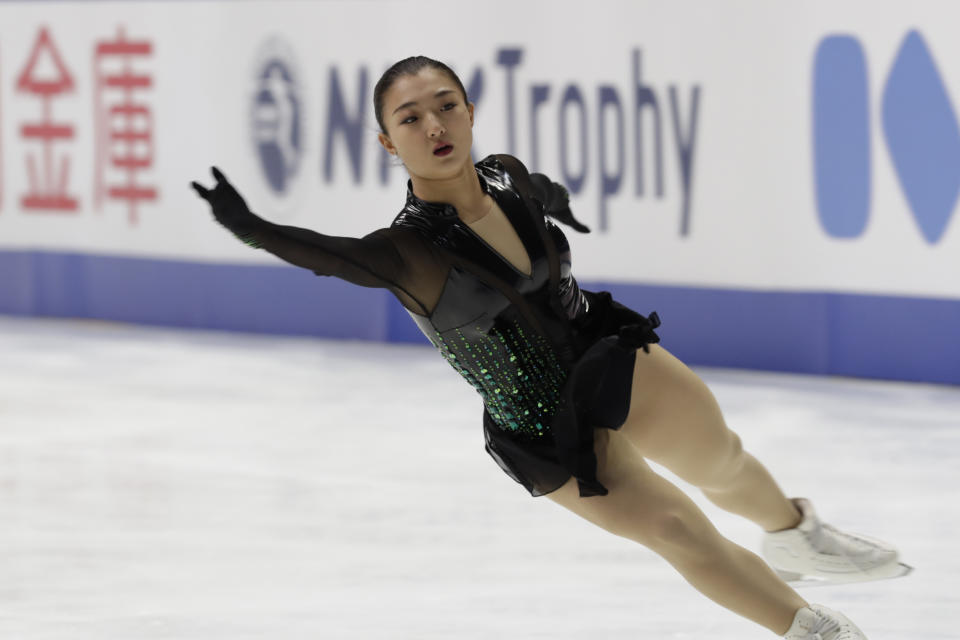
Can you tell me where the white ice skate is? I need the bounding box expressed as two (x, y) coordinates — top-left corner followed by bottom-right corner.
(783, 604), (867, 639)
(763, 498), (912, 587)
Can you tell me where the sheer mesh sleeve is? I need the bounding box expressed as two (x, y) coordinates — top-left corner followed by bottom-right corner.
(242, 222), (403, 287)
(218, 210), (445, 317)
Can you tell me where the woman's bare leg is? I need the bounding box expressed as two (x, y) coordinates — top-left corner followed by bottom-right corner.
(620, 345), (802, 533)
(547, 428), (807, 634)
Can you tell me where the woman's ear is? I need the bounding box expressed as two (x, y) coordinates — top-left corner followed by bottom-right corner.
(378, 132), (397, 156)
(468, 102), (475, 127)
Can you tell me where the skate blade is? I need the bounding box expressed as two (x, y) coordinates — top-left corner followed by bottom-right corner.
(776, 562), (913, 588)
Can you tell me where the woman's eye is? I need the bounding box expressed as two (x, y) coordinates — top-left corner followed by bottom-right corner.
(442, 102), (456, 111)
(401, 116), (417, 125)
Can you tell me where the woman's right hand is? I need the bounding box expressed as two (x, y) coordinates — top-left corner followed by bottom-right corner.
(190, 167), (255, 229)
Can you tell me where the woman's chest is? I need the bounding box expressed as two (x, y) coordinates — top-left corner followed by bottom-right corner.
(464, 202), (532, 277)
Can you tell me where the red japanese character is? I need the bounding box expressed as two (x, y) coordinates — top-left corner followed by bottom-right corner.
(16, 27), (78, 212)
(94, 26), (156, 225)
(1, 51), (4, 212)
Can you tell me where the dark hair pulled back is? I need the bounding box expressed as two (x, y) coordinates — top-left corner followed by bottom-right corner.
(374, 56), (468, 133)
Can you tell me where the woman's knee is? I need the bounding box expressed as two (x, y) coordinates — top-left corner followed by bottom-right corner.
(672, 426), (748, 491)
(629, 508), (721, 561)
(704, 429), (747, 487)
(645, 510), (694, 546)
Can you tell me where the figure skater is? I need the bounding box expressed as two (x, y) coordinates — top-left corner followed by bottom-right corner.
(192, 56), (904, 639)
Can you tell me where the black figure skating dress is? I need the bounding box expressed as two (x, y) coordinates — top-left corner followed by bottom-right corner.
(197, 154), (660, 497)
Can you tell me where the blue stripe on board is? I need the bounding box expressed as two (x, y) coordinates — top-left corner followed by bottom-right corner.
(0, 251), (388, 339)
(1, 249), (957, 384)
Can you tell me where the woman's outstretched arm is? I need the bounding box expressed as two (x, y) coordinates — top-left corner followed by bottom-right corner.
(191, 167), (426, 310)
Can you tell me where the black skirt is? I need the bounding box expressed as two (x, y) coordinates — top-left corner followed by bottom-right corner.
(483, 292), (661, 498)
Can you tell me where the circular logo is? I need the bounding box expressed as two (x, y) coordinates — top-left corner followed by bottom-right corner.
(250, 38), (303, 196)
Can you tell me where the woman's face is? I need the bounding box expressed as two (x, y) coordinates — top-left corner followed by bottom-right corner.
(378, 68), (474, 180)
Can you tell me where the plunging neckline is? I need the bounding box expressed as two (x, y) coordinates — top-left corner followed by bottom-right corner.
(462, 197), (533, 278)
(400, 157), (542, 283)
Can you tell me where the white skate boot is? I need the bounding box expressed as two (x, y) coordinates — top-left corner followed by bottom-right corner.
(763, 498), (910, 586)
(783, 605), (866, 639)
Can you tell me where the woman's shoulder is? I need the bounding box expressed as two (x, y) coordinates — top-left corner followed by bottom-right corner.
(477, 154), (538, 199)
(479, 153), (531, 178)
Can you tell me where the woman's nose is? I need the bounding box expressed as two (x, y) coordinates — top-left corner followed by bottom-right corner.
(426, 114), (446, 138)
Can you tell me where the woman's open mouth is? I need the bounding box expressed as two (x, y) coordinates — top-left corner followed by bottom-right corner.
(433, 144), (454, 157)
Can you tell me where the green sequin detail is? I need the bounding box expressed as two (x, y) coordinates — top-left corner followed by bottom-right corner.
(237, 232), (263, 249)
(433, 320), (566, 438)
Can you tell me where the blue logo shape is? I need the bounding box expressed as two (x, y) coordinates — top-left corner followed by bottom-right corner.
(813, 36), (871, 238)
(251, 39), (302, 195)
(882, 30), (960, 244)
(813, 30), (960, 244)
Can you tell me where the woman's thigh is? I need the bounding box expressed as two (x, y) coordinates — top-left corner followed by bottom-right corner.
(546, 428), (724, 554)
(618, 344), (744, 489)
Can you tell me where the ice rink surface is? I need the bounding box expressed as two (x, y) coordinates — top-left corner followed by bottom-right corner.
(1, 315), (957, 639)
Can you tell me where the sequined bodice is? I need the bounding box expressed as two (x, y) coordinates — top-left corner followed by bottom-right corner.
(393, 157), (581, 439)
(432, 303), (566, 438)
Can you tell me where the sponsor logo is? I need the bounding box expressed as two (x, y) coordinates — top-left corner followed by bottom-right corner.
(813, 30), (959, 244)
(250, 37), (303, 196)
(318, 47), (702, 236)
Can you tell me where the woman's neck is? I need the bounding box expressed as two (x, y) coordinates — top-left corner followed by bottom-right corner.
(409, 160), (490, 224)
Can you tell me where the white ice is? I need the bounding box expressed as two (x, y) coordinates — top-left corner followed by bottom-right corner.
(1, 315), (957, 639)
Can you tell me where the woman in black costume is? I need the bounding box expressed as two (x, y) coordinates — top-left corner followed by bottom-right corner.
(192, 56), (900, 639)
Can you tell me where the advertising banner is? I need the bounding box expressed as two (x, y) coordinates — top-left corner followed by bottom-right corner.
(1, 1), (957, 381)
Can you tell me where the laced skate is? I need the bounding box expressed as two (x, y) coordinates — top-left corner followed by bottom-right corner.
(783, 605), (867, 640)
(763, 498), (911, 586)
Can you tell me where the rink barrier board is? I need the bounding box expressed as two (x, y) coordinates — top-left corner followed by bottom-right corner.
(1, 249), (956, 385)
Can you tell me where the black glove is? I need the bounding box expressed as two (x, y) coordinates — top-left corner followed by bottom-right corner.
(190, 167), (260, 235)
(529, 172), (590, 233)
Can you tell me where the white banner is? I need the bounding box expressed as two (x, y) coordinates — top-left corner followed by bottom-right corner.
(0, 0), (958, 298)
